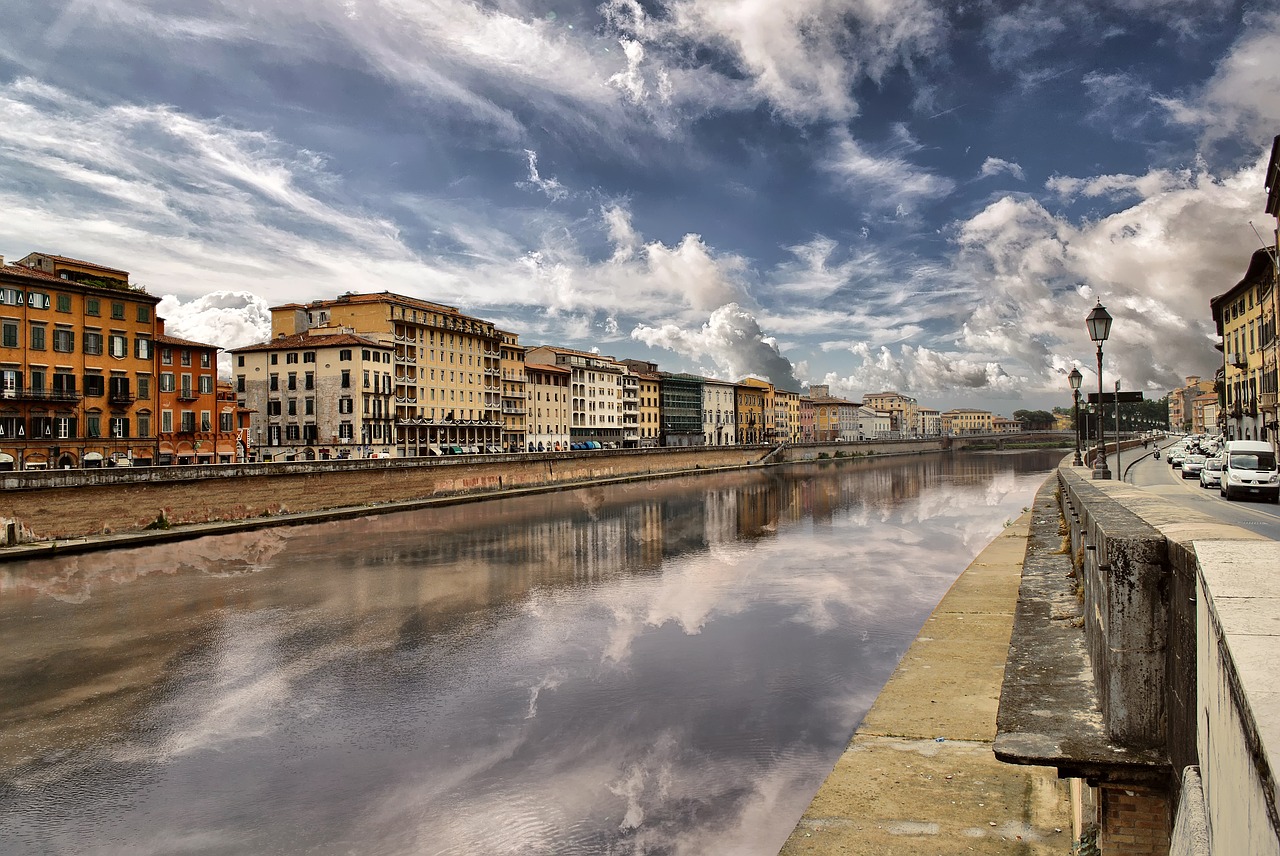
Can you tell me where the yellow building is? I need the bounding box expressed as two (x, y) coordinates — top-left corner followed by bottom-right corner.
(271, 292), (503, 454)
(498, 330), (527, 452)
(525, 361), (570, 452)
(1211, 247), (1275, 442)
(619, 360), (662, 447)
(1, 254), (161, 469)
(736, 377), (773, 444)
(775, 388), (800, 442)
(941, 408), (993, 435)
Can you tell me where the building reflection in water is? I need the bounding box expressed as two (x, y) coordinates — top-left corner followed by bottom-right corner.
(0, 450), (1063, 856)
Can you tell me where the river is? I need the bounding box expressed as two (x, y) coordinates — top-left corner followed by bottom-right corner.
(0, 450), (1061, 855)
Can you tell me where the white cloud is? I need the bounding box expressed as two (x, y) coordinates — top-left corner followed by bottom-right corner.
(821, 344), (1020, 400)
(821, 128), (955, 210)
(632, 303), (800, 389)
(518, 150), (568, 201)
(979, 157), (1026, 182)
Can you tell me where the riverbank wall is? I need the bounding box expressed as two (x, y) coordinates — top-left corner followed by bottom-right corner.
(2, 436), (1047, 550)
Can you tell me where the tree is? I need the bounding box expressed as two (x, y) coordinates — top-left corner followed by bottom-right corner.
(1013, 409), (1056, 430)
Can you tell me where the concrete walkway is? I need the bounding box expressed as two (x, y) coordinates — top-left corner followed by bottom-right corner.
(780, 509), (1073, 854)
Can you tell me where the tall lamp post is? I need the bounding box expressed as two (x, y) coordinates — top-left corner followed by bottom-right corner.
(1068, 367), (1083, 466)
(1086, 300), (1113, 479)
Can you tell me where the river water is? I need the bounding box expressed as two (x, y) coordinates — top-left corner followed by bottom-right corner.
(0, 451), (1060, 855)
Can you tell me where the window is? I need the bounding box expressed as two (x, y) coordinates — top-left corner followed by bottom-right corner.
(109, 334), (128, 358)
(1, 321), (17, 348)
(200, 352), (210, 368)
(286, 424), (300, 441)
(108, 376), (131, 401)
(339, 397), (353, 414)
(28, 369), (43, 392)
(236, 376), (245, 393)
(27, 292), (50, 310)
(339, 422), (354, 440)
(55, 416), (75, 440)
(304, 398), (314, 415)
(287, 399), (297, 416)
(53, 328), (74, 353)
(220, 412), (234, 432)
(237, 355), (245, 367)
(56, 294), (71, 313)
(303, 352), (316, 363)
(86, 413), (101, 438)
(137, 413), (150, 438)
(161, 347), (172, 365)
(137, 306), (151, 323)
(199, 375), (213, 394)
(137, 376), (151, 400)
(27, 324), (44, 351)
(340, 349), (352, 361)
(341, 370), (351, 388)
(267, 400), (281, 416)
(85, 298), (100, 316)
(287, 373), (297, 391)
(135, 337), (152, 360)
(0, 416), (26, 439)
(84, 331), (104, 355)
(286, 352), (299, 364)
(180, 374), (192, 398)
(270, 353), (278, 365)
(52, 373), (76, 397)
(304, 372), (314, 390)
(0, 288), (22, 306)
(30, 416), (53, 439)
(201, 411), (211, 432)
(160, 373), (175, 392)
(161, 411), (173, 433)
(84, 375), (105, 397)
(109, 417), (129, 438)
(269, 374), (278, 391)
(181, 411), (195, 432)
(180, 350), (191, 367)
(109, 302), (124, 320)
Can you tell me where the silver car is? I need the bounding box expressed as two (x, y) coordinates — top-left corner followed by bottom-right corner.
(1200, 456), (1224, 489)
(1181, 454), (1206, 479)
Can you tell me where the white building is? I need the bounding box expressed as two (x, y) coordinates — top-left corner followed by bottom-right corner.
(703, 378), (737, 445)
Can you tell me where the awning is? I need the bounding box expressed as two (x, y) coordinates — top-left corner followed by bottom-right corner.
(84, 452), (103, 461)
(429, 444), (444, 456)
(450, 446), (464, 454)
(0, 453), (13, 463)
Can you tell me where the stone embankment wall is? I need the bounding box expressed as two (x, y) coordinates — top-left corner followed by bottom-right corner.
(0, 434), (1068, 544)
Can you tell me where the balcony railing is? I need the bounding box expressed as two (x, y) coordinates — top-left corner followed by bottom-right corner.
(1259, 392), (1277, 408)
(177, 391), (199, 402)
(0, 388), (82, 403)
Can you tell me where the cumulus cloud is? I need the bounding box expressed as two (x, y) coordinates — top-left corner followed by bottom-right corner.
(632, 304), (800, 390)
(821, 344), (1019, 400)
(155, 291), (274, 376)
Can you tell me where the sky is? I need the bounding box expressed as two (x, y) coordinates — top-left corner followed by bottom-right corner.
(1, 0), (1278, 415)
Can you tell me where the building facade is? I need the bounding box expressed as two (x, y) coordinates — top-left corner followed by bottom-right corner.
(863, 391), (920, 437)
(702, 378), (737, 445)
(659, 372), (704, 447)
(1211, 249), (1275, 442)
(0, 254), (161, 469)
(498, 330), (527, 452)
(527, 346), (625, 447)
(942, 408), (994, 435)
(234, 332), (395, 461)
(155, 321), (227, 464)
(525, 361), (571, 452)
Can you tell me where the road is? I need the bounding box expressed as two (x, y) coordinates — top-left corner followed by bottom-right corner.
(1107, 440), (1280, 540)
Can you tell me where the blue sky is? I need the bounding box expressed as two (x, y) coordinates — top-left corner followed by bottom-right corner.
(1, 0), (1277, 414)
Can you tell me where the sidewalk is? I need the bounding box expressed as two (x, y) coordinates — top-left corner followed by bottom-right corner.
(779, 508), (1072, 854)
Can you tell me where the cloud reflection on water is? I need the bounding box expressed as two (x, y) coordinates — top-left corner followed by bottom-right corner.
(0, 451), (1061, 855)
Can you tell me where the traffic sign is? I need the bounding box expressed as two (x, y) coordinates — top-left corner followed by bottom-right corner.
(1086, 391), (1144, 404)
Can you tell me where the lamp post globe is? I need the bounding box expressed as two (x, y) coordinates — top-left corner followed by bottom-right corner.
(1086, 300), (1113, 480)
(1068, 367), (1083, 466)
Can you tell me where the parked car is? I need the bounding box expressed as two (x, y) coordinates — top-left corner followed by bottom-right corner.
(1181, 454), (1205, 479)
(1200, 456), (1224, 489)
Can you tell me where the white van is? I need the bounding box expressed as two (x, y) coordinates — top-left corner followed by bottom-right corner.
(1220, 440), (1279, 503)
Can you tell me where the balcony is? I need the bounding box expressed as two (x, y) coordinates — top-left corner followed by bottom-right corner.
(108, 392), (136, 406)
(1260, 392), (1277, 408)
(0, 387), (82, 403)
(177, 391), (199, 402)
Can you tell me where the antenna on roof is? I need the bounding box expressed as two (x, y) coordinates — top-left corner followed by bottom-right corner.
(1248, 221), (1279, 264)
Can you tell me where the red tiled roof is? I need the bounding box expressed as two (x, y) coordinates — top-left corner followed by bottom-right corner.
(155, 333), (218, 350)
(230, 332), (387, 352)
(37, 253), (129, 276)
(1, 264), (66, 283)
(270, 291), (462, 316)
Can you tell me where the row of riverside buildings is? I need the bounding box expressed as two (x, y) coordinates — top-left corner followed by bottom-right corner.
(0, 251), (1023, 469)
(1168, 135), (1280, 446)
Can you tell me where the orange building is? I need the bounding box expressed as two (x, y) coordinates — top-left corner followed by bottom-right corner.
(0, 254), (161, 469)
(154, 319), (230, 464)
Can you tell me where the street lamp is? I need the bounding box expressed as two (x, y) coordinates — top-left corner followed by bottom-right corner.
(1086, 300), (1113, 479)
(1068, 367), (1083, 466)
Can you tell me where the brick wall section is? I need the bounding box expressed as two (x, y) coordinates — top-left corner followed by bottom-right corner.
(1, 447), (771, 540)
(1101, 784), (1172, 855)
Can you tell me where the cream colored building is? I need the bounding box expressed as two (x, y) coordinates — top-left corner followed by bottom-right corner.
(498, 330), (527, 452)
(270, 292), (504, 454)
(525, 361), (570, 452)
(702, 378), (737, 445)
(233, 331), (394, 460)
(918, 408), (941, 437)
(863, 391), (920, 437)
(526, 346), (625, 446)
